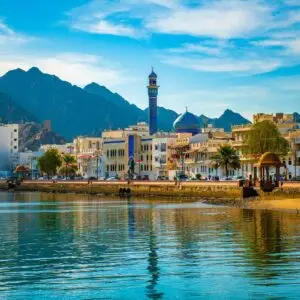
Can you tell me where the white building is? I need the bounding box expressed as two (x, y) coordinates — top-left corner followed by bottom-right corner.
(18, 151), (44, 178)
(152, 135), (176, 179)
(40, 143), (74, 154)
(0, 124), (19, 172)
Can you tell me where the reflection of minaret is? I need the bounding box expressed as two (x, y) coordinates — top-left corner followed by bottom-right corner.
(148, 68), (159, 136)
(146, 210), (163, 299)
(127, 199), (135, 239)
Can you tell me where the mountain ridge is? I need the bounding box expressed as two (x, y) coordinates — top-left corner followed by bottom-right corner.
(0, 67), (252, 139)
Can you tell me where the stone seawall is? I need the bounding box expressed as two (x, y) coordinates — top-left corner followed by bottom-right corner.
(1, 180), (300, 202)
(0, 180), (243, 200)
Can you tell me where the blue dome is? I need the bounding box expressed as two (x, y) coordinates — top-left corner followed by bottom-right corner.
(149, 69), (157, 78)
(173, 111), (200, 135)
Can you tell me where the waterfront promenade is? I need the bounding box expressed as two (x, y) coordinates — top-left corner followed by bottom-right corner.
(1, 180), (300, 206)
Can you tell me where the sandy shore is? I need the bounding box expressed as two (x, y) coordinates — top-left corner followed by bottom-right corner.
(247, 198), (300, 211)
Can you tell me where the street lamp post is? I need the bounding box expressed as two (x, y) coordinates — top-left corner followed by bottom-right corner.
(96, 155), (99, 180)
(294, 138), (297, 179)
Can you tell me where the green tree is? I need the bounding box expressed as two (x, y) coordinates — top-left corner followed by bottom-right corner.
(58, 165), (78, 177)
(244, 120), (289, 157)
(212, 145), (241, 177)
(38, 149), (62, 177)
(61, 153), (77, 178)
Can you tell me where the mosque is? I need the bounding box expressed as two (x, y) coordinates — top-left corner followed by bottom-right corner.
(147, 69), (200, 136)
(173, 108), (200, 135)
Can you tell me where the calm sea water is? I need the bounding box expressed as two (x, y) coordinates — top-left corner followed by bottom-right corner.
(0, 192), (300, 299)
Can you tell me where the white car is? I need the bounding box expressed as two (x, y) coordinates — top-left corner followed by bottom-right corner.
(106, 176), (118, 181)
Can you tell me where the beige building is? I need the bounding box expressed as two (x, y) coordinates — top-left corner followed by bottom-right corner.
(73, 137), (104, 178)
(185, 132), (233, 179)
(103, 134), (154, 179)
(232, 113), (300, 179)
(40, 143), (74, 154)
(102, 122), (149, 139)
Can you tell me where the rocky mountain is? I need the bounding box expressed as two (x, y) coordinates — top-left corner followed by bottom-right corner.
(0, 67), (252, 139)
(0, 68), (141, 139)
(0, 92), (38, 123)
(19, 123), (66, 151)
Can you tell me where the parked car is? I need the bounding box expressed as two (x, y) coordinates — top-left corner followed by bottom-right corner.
(106, 176), (118, 181)
(157, 176), (168, 180)
(221, 177), (233, 181)
(88, 176), (97, 181)
(176, 174), (188, 181)
(142, 175), (149, 181)
(291, 176), (300, 181)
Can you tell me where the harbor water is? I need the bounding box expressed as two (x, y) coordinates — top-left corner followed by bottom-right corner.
(0, 192), (300, 299)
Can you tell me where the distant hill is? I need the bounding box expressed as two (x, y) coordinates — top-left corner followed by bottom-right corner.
(0, 68), (141, 139)
(84, 82), (146, 123)
(0, 92), (38, 123)
(19, 123), (66, 151)
(0, 66), (252, 139)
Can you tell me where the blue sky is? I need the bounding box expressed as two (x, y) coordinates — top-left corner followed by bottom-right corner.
(0, 0), (300, 119)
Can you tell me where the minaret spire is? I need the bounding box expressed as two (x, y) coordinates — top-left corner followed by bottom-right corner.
(147, 68), (159, 136)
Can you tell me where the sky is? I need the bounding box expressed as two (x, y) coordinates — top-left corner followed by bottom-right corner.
(0, 0), (300, 119)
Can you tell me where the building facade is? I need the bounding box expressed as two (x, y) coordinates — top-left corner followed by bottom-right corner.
(73, 137), (104, 179)
(0, 124), (19, 172)
(232, 113), (300, 180)
(103, 134), (155, 179)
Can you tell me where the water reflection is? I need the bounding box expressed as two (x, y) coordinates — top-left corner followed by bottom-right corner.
(0, 192), (300, 299)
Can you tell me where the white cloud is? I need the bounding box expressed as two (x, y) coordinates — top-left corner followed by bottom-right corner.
(0, 20), (32, 45)
(73, 19), (139, 38)
(168, 43), (222, 55)
(162, 55), (280, 74)
(148, 1), (270, 39)
(0, 52), (128, 88)
(69, 0), (272, 39)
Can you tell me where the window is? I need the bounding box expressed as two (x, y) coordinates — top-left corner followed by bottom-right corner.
(289, 158), (292, 165)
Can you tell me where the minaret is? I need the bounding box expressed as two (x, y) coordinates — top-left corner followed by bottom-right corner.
(148, 68), (159, 135)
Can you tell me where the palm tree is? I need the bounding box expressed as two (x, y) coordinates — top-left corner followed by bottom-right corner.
(62, 154), (77, 178)
(211, 145), (241, 178)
